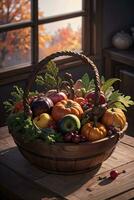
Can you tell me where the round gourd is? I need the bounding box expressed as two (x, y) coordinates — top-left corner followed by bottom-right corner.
(52, 99), (83, 121)
(73, 97), (85, 105)
(81, 122), (107, 141)
(102, 108), (126, 130)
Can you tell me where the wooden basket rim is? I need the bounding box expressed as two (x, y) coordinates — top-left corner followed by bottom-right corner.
(11, 123), (128, 147)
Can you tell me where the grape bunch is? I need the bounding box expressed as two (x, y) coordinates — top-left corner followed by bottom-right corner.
(63, 132), (87, 143)
(107, 125), (120, 136)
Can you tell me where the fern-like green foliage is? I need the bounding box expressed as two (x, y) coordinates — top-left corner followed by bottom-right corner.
(35, 61), (62, 91)
(81, 73), (95, 92)
(3, 86), (24, 113)
(3, 86), (38, 113)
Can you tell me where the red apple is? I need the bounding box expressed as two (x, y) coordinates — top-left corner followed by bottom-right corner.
(85, 91), (106, 105)
(46, 91), (67, 104)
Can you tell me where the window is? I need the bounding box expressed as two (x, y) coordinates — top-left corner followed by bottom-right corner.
(0, 0), (97, 83)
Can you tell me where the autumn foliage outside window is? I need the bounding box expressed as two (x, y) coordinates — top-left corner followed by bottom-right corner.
(0, 0), (82, 68)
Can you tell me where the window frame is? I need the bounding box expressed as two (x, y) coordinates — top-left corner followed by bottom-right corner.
(0, 0), (101, 85)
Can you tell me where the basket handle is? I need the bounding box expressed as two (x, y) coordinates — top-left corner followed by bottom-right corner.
(23, 51), (101, 115)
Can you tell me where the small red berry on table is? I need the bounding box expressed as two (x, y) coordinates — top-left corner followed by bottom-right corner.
(110, 170), (119, 180)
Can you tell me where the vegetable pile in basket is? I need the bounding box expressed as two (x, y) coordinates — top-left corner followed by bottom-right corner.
(4, 61), (134, 144)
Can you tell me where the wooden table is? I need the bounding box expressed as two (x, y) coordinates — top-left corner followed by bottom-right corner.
(0, 126), (134, 200)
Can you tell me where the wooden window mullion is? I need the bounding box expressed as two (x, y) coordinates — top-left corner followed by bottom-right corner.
(82, 0), (91, 55)
(38, 11), (85, 25)
(31, 0), (39, 65)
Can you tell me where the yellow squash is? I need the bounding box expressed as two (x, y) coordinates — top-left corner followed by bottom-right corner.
(102, 108), (126, 130)
(81, 122), (107, 141)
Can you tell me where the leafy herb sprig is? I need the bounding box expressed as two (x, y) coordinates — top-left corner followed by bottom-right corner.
(36, 61), (62, 92)
(7, 112), (41, 142)
(40, 128), (63, 144)
(3, 85), (38, 113)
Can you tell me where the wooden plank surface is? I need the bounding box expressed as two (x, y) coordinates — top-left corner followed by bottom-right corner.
(0, 139), (134, 199)
(109, 188), (134, 200)
(0, 126), (9, 139)
(0, 126), (134, 200)
(121, 134), (134, 147)
(0, 135), (16, 151)
(0, 147), (48, 181)
(0, 163), (64, 200)
(71, 161), (134, 200)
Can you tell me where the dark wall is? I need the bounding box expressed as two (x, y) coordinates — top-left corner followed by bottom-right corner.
(102, 0), (134, 48)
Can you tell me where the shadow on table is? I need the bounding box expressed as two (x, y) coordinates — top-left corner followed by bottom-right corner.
(0, 147), (101, 196)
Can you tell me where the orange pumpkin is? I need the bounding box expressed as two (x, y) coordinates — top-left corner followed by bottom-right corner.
(74, 97), (85, 105)
(52, 99), (83, 121)
(81, 122), (107, 141)
(102, 108), (126, 130)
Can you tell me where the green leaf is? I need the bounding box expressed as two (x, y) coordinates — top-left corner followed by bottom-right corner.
(7, 112), (41, 142)
(40, 128), (63, 144)
(88, 79), (95, 92)
(104, 86), (114, 100)
(36, 61), (62, 91)
(101, 78), (120, 93)
(10, 85), (24, 102)
(13, 86), (24, 96)
(108, 90), (122, 102)
(3, 100), (13, 112)
(46, 61), (59, 78)
(112, 102), (127, 111)
(81, 73), (90, 91)
(44, 73), (57, 88)
(118, 95), (134, 107)
(108, 91), (134, 111)
(29, 90), (39, 97)
(35, 75), (45, 86)
(57, 77), (62, 88)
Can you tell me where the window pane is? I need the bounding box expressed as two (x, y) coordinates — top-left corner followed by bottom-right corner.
(39, 17), (82, 59)
(0, 0), (31, 25)
(38, 0), (82, 18)
(0, 28), (31, 68)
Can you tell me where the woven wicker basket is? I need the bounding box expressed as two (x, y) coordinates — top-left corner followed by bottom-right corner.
(10, 51), (128, 174)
